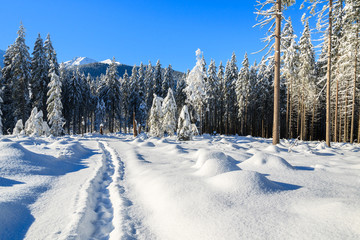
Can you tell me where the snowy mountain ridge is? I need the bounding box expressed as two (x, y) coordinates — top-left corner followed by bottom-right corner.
(63, 56), (97, 68)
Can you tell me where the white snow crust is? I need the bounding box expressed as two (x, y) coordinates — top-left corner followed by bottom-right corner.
(1, 134), (360, 240)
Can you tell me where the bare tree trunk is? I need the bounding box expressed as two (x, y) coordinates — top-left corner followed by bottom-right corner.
(350, 29), (358, 143)
(326, 0), (333, 147)
(334, 76), (339, 142)
(286, 81), (290, 138)
(289, 80), (293, 138)
(133, 110), (137, 137)
(311, 100), (316, 141)
(344, 81), (349, 142)
(272, 0), (281, 145)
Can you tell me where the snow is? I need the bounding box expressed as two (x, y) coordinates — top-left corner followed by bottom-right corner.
(1, 134), (360, 239)
(63, 57), (97, 68)
(100, 59), (121, 65)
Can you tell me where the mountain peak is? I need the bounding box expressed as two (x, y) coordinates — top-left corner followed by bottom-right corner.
(63, 56), (97, 68)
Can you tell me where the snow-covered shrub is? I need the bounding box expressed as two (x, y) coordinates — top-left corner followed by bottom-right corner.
(149, 94), (164, 137)
(162, 88), (177, 136)
(13, 120), (24, 135)
(191, 123), (199, 136)
(24, 107), (46, 137)
(177, 105), (192, 141)
(42, 122), (51, 136)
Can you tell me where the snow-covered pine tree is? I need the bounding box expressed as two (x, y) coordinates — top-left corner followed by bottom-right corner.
(184, 49), (207, 135)
(177, 105), (192, 141)
(153, 60), (162, 97)
(44, 33), (59, 76)
(1, 44), (15, 132)
(162, 64), (174, 98)
(206, 59), (218, 134)
(148, 94), (163, 137)
(298, 19), (317, 140)
(47, 72), (65, 136)
(281, 17), (299, 139)
(129, 65), (139, 131)
(236, 53), (250, 134)
(175, 72), (187, 119)
(30, 34), (48, 116)
(100, 58), (122, 133)
(145, 61), (154, 116)
(68, 68), (83, 134)
(216, 61), (225, 134)
(137, 62), (147, 128)
(121, 70), (131, 132)
(12, 23), (32, 126)
(162, 88), (177, 136)
(95, 97), (106, 132)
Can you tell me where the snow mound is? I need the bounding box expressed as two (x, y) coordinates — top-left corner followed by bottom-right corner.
(195, 149), (228, 168)
(264, 145), (281, 153)
(139, 141), (155, 147)
(208, 170), (282, 194)
(196, 158), (240, 177)
(239, 152), (294, 171)
(0, 141), (85, 176)
(194, 149), (240, 177)
(132, 138), (144, 144)
(315, 142), (328, 150)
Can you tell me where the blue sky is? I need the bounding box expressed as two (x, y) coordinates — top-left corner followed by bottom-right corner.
(0, 0), (308, 72)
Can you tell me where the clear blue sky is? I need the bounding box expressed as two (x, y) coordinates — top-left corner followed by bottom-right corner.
(0, 0), (308, 72)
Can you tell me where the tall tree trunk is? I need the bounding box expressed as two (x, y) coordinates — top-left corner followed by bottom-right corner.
(334, 76), (339, 142)
(311, 100), (316, 141)
(344, 81), (349, 142)
(326, 0), (333, 147)
(286, 80), (290, 138)
(273, 0), (281, 145)
(289, 80), (293, 138)
(350, 27), (358, 143)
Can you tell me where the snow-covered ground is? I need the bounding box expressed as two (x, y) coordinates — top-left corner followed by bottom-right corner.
(1, 134), (359, 240)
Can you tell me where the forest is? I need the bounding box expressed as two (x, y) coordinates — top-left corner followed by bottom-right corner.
(0, 0), (359, 144)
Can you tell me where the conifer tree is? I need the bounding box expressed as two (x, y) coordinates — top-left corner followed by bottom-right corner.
(31, 34), (48, 116)
(44, 33), (59, 76)
(1, 44), (15, 132)
(162, 64), (174, 97)
(184, 49), (207, 134)
(100, 58), (121, 132)
(153, 60), (162, 97)
(12, 23), (31, 125)
(47, 72), (65, 136)
(148, 94), (163, 137)
(162, 88), (177, 136)
(177, 105), (192, 141)
(236, 53), (250, 134)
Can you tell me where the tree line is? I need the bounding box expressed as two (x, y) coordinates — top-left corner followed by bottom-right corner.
(1, 0), (359, 144)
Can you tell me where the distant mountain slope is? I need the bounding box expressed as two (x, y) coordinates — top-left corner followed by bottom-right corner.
(70, 62), (185, 83)
(0, 49), (5, 68)
(64, 57), (97, 68)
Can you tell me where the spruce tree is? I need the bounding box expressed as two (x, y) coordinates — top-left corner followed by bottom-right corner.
(47, 72), (65, 136)
(162, 64), (174, 98)
(148, 94), (163, 137)
(12, 23), (31, 125)
(31, 34), (48, 116)
(162, 88), (177, 136)
(153, 60), (162, 97)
